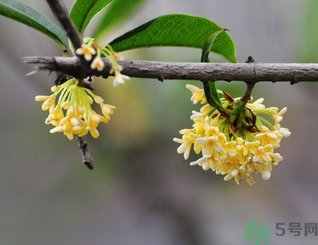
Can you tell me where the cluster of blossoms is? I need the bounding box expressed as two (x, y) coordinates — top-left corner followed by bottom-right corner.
(75, 37), (130, 87)
(173, 84), (291, 185)
(35, 38), (132, 140)
(35, 78), (115, 140)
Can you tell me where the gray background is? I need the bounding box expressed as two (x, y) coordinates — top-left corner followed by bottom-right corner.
(0, 0), (317, 244)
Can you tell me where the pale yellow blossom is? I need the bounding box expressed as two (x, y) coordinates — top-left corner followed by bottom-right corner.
(113, 72), (130, 87)
(91, 57), (104, 71)
(186, 84), (207, 104)
(76, 44), (96, 61)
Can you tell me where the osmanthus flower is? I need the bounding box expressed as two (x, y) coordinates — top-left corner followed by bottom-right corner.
(35, 78), (115, 140)
(75, 44), (96, 61)
(173, 84), (291, 185)
(75, 37), (130, 87)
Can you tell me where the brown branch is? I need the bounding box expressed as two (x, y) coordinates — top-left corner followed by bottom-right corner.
(76, 136), (94, 170)
(242, 83), (255, 102)
(46, 0), (82, 50)
(22, 56), (318, 83)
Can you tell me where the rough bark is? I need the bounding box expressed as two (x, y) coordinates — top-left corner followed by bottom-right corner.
(22, 56), (318, 83)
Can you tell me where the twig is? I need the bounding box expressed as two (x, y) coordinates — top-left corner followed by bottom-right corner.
(22, 56), (318, 83)
(242, 83), (255, 102)
(46, 0), (82, 50)
(76, 136), (94, 170)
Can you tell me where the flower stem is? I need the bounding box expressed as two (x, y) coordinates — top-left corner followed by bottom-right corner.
(241, 82), (255, 103)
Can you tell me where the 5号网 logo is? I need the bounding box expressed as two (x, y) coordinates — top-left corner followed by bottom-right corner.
(243, 221), (272, 245)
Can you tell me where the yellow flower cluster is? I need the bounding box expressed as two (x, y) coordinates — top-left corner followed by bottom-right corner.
(173, 85), (291, 185)
(35, 79), (115, 140)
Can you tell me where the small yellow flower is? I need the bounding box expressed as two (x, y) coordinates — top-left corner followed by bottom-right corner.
(255, 126), (280, 147)
(196, 136), (223, 154)
(190, 154), (220, 171)
(35, 95), (55, 111)
(173, 134), (195, 160)
(76, 44), (96, 61)
(91, 57), (104, 71)
(186, 84), (207, 104)
(113, 72), (130, 87)
(253, 145), (273, 163)
(220, 141), (237, 160)
(100, 103), (116, 120)
(243, 141), (260, 156)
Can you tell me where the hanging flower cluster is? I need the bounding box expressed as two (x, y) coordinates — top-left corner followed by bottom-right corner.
(173, 84), (291, 185)
(75, 37), (130, 87)
(35, 78), (115, 140)
(35, 38), (132, 140)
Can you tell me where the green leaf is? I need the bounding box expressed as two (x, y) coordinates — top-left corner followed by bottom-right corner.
(70, 0), (112, 36)
(201, 29), (226, 63)
(109, 14), (238, 63)
(203, 81), (223, 111)
(201, 30), (226, 107)
(0, 0), (68, 51)
(93, 0), (149, 40)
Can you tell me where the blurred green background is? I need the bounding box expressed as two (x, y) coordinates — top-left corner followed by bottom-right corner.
(0, 0), (318, 244)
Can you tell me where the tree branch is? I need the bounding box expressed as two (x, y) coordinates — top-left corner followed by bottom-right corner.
(22, 56), (318, 83)
(76, 136), (94, 170)
(46, 0), (82, 50)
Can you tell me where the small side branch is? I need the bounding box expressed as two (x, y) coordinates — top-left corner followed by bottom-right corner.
(76, 136), (94, 170)
(46, 0), (82, 50)
(22, 56), (318, 83)
(242, 83), (255, 102)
